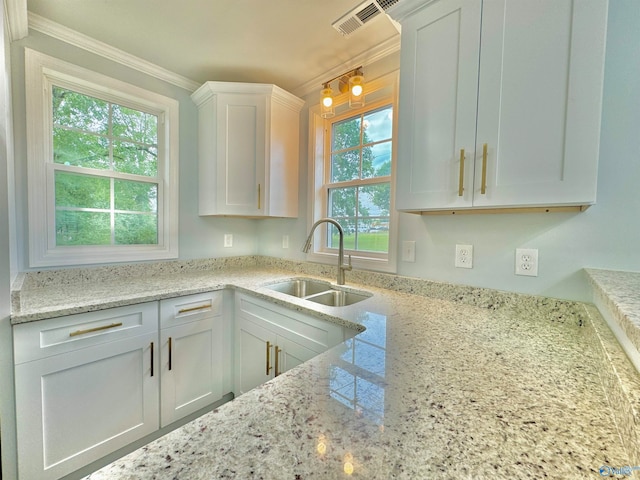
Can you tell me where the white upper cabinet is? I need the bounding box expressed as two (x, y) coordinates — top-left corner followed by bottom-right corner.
(391, 0), (608, 212)
(192, 82), (304, 217)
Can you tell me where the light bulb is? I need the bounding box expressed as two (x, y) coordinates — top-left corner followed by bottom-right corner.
(320, 86), (335, 118)
(349, 75), (365, 108)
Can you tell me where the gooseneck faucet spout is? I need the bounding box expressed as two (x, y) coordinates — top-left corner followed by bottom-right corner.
(302, 218), (352, 285)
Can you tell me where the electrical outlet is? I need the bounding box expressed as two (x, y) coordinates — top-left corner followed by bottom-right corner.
(455, 244), (473, 268)
(224, 234), (233, 248)
(515, 248), (538, 276)
(402, 241), (416, 262)
(282, 235), (289, 249)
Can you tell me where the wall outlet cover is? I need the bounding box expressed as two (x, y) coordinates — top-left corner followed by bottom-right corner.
(455, 244), (473, 268)
(515, 248), (538, 276)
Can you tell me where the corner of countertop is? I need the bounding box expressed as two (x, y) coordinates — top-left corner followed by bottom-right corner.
(10, 272), (26, 314)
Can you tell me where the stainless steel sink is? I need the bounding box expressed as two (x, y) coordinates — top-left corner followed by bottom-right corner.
(305, 289), (371, 307)
(266, 279), (332, 298)
(264, 278), (371, 307)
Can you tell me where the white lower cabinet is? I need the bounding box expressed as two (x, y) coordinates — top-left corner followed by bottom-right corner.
(13, 303), (159, 480)
(234, 293), (348, 395)
(159, 292), (226, 427)
(13, 292), (230, 480)
(14, 289), (352, 478)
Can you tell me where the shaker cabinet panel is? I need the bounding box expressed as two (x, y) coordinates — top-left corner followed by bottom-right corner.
(394, 0), (607, 212)
(234, 293), (345, 395)
(473, 0), (607, 207)
(215, 94), (266, 214)
(160, 318), (223, 426)
(192, 82), (304, 218)
(159, 292), (227, 427)
(14, 292), (231, 479)
(14, 330), (158, 480)
(235, 316), (276, 395)
(396, 0), (481, 210)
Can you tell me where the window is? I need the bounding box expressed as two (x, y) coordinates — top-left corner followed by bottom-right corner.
(25, 49), (179, 267)
(327, 105), (392, 254)
(308, 72), (398, 272)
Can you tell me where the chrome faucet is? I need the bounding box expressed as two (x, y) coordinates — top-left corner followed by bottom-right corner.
(302, 218), (352, 285)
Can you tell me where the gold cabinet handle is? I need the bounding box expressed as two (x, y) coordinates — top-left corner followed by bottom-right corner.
(275, 345), (281, 377)
(177, 304), (210, 314)
(481, 143), (488, 195)
(168, 337), (172, 371)
(150, 341), (154, 377)
(266, 341), (273, 375)
(69, 322), (123, 337)
(458, 148), (465, 197)
(258, 183), (261, 209)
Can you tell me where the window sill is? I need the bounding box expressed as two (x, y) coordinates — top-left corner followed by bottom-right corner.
(304, 250), (397, 275)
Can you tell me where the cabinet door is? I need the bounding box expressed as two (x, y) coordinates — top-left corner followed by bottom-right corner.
(215, 92), (267, 215)
(14, 332), (158, 480)
(473, 0), (607, 207)
(235, 316), (276, 395)
(275, 334), (317, 375)
(160, 316), (223, 427)
(396, 0), (481, 210)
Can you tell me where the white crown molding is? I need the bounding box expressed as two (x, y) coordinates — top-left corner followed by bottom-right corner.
(386, 0), (437, 22)
(5, 0), (28, 40)
(27, 12), (201, 92)
(292, 33), (401, 99)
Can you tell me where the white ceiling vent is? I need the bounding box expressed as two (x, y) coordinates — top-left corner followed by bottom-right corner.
(332, 0), (401, 37)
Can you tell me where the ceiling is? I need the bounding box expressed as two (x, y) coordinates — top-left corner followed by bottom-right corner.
(26, 0), (401, 95)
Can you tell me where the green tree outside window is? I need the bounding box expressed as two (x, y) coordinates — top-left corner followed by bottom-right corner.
(327, 105), (392, 253)
(52, 86), (159, 246)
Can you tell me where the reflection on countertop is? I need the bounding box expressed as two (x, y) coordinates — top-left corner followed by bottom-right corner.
(11, 256), (640, 478)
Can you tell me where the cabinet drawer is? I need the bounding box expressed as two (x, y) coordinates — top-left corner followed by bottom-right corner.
(160, 291), (222, 328)
(14, 302), (158, 364)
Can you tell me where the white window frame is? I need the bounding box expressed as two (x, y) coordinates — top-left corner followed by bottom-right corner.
(25, 48), (179, 267)
(307, 71), (399, 273)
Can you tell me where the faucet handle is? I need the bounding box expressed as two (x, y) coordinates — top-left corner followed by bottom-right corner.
(346, 254), (353, 270)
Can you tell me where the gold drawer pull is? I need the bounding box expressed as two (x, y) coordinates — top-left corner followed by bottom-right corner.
(258, 183), (261, 209)
(266, 341), (273, 375)
(481, 143), (488, 195)
(178, 304), (211, 314)
(275, 345), (281, 377)
(458, 148), (465, 197)
(69, 322), (123, 337)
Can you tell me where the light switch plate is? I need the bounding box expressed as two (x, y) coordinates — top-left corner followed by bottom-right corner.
(402, 241), (416, 262)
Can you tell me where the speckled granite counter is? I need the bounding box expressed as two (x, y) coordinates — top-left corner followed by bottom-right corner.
(586, 269), (640, 366)
(11, 258), (640, 479)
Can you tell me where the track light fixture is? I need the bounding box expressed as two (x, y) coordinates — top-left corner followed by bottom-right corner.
(319, 67), (365, 118)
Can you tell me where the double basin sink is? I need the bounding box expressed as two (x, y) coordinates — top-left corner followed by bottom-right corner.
(265, 278), (371, 307)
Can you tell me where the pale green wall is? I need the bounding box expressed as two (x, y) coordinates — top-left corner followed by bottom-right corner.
(1, 2), (18, 478)
(9, 30), (259, 272)
(259, 0), (640, 302)
(4, 2), (637, 477)
(7, 1), (640, 304)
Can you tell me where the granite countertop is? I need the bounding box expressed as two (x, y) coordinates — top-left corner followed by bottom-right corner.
(11, 258), (640, 479)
